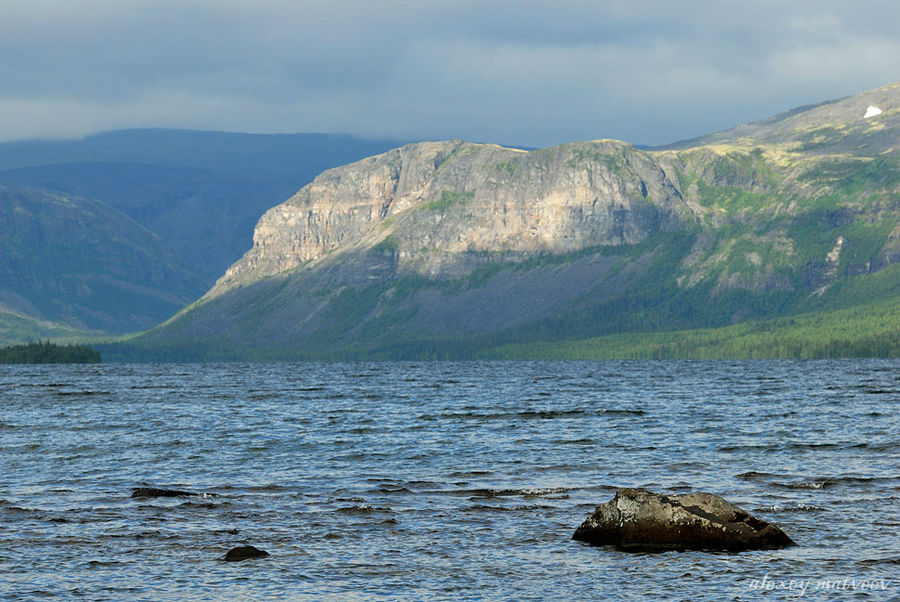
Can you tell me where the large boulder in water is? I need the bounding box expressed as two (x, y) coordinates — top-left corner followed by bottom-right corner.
(573, 488), (795, 551)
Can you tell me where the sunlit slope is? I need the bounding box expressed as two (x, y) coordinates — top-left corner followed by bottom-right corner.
(117, 82), (900, 360)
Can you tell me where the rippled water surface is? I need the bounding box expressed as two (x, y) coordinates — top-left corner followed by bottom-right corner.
(2, 360), (898, 600)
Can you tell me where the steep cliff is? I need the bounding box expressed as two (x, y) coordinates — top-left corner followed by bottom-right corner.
(210, 139), (693, 295)
(122, 82), (900, 360)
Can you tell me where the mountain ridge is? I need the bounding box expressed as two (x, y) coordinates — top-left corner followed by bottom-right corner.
(0, 182), (204, 334)
(107, 82), (900, 360)
(658, 81), (899, 151)
(0, 130), (407, 341)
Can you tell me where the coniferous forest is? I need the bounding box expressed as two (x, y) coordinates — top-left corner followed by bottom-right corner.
(0, 340), (101, 364)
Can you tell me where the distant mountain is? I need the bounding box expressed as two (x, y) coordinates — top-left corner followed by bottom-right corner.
(0, 183), (204, 334)
(114, 83), (900, 360)
(0, 162), (297, 282)
(0, 130), (405, 283)
(0, 130), (405, 340)
(0, 129), (405, 178)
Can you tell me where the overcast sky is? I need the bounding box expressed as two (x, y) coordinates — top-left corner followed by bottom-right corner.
(1, 0), (898, 147)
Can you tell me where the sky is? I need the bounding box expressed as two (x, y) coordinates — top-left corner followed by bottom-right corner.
(1, 0), (898, 148)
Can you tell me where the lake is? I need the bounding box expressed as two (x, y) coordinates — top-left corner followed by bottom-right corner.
(1, 360), (898, 599)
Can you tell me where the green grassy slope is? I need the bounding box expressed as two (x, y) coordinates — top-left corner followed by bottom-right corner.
(481, 295), (900, 359)
(0, 309), (102, 348)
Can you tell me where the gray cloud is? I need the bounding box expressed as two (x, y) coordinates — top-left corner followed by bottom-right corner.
(1, 0), (898, 146)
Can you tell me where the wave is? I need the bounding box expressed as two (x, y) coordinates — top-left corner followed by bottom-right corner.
(857, 557), (900, 566)
(214, 484), (293, 493)
(425, 408), (643, 422)
(773, 476), (898, 490)
(334, 504), (394, 515)
(753, 504), (826, 513)
(866, 441), (900, 452)
(368, 486), (413, 494)
(463, 503), (556, 513)
(178, 501), (231, 509)
(737, 471), (775, 480)
(722, 441), (870, 452)
(737, 471), (899, 491)
(448, 471), (493, 478)
(601, 409), (647, 416)
(450, 486), (574, 499)
(516, 409), (587, 419)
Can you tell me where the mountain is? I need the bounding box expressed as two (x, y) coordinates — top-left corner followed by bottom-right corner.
(0, 162), (298, 282)
(0, 183), (204, 334)
(0, 130), (405, 283)
(0, 129), (406, 179)
(112, 83), (900, 360)
(0, 130), (406, 340)
(658, 83), (900, 152)
(0, 308), (97, 348)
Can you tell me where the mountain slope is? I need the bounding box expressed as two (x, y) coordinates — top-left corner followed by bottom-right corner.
(660, 82), (900, 153)
(0, 183), (203, 333)
(117, 82), (900, 360)
(0, 308), (100, 348)
(0, 162), (298, 281)
(0, 130), (405, 283)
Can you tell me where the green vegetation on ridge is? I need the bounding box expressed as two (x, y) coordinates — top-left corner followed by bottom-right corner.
(481, 297), (900, 360)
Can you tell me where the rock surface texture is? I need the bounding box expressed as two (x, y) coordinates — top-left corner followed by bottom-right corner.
(573, 488), (796, 551)
(208, 139), (692, 295)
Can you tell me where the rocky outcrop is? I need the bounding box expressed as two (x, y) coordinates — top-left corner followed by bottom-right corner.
(207, 139), (694, 296)
(222, 545), (269, 562)
(125, 82), (900, 361)
(573, 488), (795, 551)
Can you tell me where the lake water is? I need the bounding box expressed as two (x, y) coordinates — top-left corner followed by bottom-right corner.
(1, 360), (898, 600)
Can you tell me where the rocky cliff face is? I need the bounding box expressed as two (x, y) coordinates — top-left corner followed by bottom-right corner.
(208, 82), (900, 306)
(210, 139), (694, 295)
(127, 82), (900, 360)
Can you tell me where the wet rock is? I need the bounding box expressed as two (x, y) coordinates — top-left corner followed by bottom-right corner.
(573, 488), (795, 551)
(130, 487), (197, 499)
(222, 545), (270, 562)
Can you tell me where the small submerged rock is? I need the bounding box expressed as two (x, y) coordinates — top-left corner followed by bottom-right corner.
(573, 488), (795, 551)
(131, 487), (198, 498)
(222, 545), (270, 562)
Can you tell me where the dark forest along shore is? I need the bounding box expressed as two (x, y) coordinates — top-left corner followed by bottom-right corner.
(1, 360), (897, 599)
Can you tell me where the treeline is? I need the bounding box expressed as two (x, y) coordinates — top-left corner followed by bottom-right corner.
(483, 297), (900, 360)
(0, 340), (101, 364)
